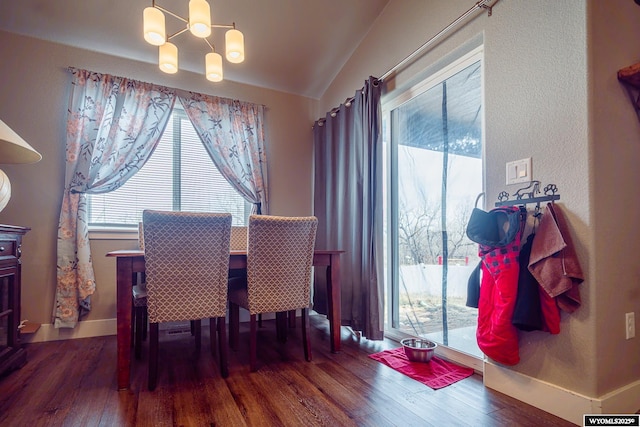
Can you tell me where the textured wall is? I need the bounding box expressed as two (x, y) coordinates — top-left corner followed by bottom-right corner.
(0, 30), (316, 326)
(319, 0), (639, 400)
(589, 0), (640, 397)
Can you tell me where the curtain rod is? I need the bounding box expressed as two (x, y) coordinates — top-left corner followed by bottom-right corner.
(66, 66), (267, 109)
(314, 0), (499, 128)
(380, 0), (498, 81)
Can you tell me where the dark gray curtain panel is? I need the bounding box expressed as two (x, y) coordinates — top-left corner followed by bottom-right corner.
(312, 77), (384, 340)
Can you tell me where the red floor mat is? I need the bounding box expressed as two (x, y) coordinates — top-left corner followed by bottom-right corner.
(369, 347), (474, 389)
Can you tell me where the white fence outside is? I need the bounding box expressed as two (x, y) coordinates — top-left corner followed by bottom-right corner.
(398, 264), (478, 298)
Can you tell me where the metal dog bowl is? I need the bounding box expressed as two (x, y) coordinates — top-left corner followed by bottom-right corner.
(401, 338), (437, 363)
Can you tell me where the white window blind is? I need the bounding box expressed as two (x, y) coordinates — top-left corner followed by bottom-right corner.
(88, 109), (250, 227)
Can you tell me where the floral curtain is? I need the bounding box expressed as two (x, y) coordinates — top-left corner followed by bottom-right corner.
(55, 68), (175, 328)
(179, 93), (268, 214)
(312, 77), (384, 340)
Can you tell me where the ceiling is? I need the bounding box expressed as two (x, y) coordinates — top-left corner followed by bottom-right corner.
(0, 0), (390, 99)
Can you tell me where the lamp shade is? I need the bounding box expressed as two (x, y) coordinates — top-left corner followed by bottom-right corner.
(206, 52), (223, 82)
(159, 42), (178, 74)
(0, 170), (10, 212)
(225, 29), (245, 63)
(143, 7), (166, 46)
(0, 119), (42, 164)
(189, 0), (211, 38)
(0, 119), (42, 213)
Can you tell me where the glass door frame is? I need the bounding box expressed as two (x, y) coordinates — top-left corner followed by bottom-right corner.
(382, 46), (485, 370)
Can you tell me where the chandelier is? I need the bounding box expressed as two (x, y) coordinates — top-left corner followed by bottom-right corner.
(143, 0), (245, 82)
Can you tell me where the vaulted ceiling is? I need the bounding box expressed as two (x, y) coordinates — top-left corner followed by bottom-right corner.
(0, 0), (390, 99)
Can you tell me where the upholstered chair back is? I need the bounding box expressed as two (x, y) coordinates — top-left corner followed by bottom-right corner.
(230, 226), (248, 250)
(143, 210), (232, 323)
(245, 215), (317, 314)
(138, 221), (145, 250)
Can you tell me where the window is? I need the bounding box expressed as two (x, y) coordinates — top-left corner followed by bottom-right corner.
(88, 108), (251, 227)
(383, 46), (484, 359)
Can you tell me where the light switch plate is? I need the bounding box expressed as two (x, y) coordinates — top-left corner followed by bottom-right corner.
(506, 158), (532, 185)
(626, 312), (635, 339)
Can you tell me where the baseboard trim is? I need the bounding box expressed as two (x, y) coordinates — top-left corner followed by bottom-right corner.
(21, 311), (278, 344)
(484, 361), (640, 425)
(598, 380), (640, 415)
(21, 318), (117, 343)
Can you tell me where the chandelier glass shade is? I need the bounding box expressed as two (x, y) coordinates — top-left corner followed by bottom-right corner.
(206, 52), (223, 82)
(225, 29), (244, 63)
(188, 0), (211, 38)
(143, 0), (245, 82)
(143, 7), (165, 45)
(159, 42), (178, 74)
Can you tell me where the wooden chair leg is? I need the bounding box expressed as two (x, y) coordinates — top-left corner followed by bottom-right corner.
(217, 317), (229, 378)
(135, 306), (145, 360)
(229, 302), (239, 351)
(288, 310), (296, 328)
(209, 317), (217, 359)
(258, 313), (263, 328)
(193, 320), (202, 352)
(140, 272), (147, 341)
(302, 308), (312, 362)
(276, 312), (287, 343)
(130, 300), (135, 349)
(131, 269), (138, 349)
(142, 308), (148, 340)
(249, 314), (258, 372)
(148, 323), (159, 391)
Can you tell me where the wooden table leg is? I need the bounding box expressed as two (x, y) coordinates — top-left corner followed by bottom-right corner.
(116, 257), (133, 390)
(326, 253), (341, 353)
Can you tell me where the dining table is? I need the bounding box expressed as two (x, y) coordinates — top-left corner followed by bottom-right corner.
(106, 248), (344, 390)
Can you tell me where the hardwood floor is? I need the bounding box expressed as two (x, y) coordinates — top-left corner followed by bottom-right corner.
(0, 315), (576, 426)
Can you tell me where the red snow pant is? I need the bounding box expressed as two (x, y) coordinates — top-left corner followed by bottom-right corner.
(476, 258), (520, 365)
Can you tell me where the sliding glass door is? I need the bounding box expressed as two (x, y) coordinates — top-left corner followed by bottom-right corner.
(383, 47), (484, 358)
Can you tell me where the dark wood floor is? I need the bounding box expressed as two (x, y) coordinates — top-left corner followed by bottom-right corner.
(0, 315), (576, 426)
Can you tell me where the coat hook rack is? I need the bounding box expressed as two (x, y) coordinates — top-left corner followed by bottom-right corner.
(495, 181), (560, 216)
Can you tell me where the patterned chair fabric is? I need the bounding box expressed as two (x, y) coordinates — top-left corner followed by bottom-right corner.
(228, 214), (318, 371)
(138, 221), (145, 250)
(230, 215), (318, 314)
(143, 210), (232, 323)
(230, 226), (248, 250)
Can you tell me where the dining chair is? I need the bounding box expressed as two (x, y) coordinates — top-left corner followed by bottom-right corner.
(229, 224), (270, 327)
(228, 214), (318, 372)
(230, 225), (248, 250)
(143, 210), (232, 390)
(132, 221), (201, 358)
(137, 224), (247, 344)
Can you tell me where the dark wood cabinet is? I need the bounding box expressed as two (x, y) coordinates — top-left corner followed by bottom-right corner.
(0, 225), (30, 377)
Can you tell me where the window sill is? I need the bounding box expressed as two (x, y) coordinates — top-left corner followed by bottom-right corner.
(89, 226), (138, 240)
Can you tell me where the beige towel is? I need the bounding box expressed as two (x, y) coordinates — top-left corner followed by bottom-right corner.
(528, 203), (583, 313)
